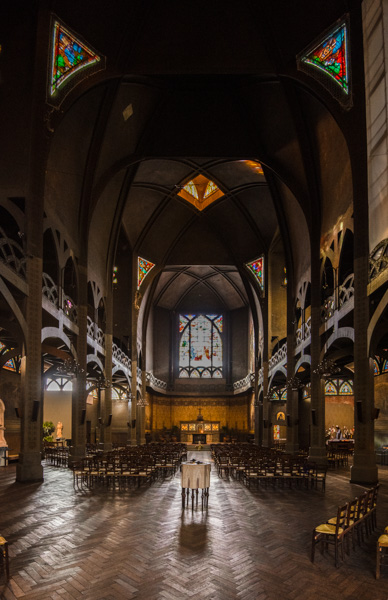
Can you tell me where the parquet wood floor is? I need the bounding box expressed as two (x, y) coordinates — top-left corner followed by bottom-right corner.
(1, 452), (388, 600)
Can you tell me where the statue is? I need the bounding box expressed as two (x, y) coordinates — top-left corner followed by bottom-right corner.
(56, 421), (63, 439)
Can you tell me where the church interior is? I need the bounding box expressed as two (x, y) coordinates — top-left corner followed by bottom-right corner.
(1, 0), (388, 598)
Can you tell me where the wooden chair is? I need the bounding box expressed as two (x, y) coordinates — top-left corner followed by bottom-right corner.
(311, 503), (348, 567)
(376, 526), (388, 579)
(0, 536), (9, 580)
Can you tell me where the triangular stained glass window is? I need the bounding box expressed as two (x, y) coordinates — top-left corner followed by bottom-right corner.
(297, 19), (351, 106)
(204, 180), (218, 199)
(246, 256), (264, 291)
(50, 21), (101, 96)
(137, 257), (155, 289)
(325, 380), (337, 395)
(339, 380), (353, 395)
(178, 174), (223, 211)
(183, 181), (199, 200)
(3, 358), (16, 372)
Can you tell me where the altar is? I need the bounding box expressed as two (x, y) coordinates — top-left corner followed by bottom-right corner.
(180, 421), (220, 444)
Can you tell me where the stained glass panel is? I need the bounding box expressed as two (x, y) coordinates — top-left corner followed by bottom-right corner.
(214, 315), (223, 333)
(373, 359), (380, 376)
(274, 425), (280, 440)
(189, 423), (196, 431)
(183, 181), (198, 199)
(203, 180), (218, 199)
(181, 424), (188, 431)
(382, 360), (388, 374)
(301, 22), (349, 95)
(179, 314), (223, 378)
(137, 256), (155, 289)
(281, 389), (287, 401)
(204, 423), (211, 431)
(212, 423), (219, 431)
(3, 358), (16, 372)
(339, 380), (353, 395)
(246, 256), (264, 291)
(325, 380), (337, 395)
(50, 21), (101, 96)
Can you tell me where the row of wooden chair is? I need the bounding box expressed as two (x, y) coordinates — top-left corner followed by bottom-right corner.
(44, 446), (69, 467)
(211, 444), (326, 491)
(72, 445), (186, 489)
(311, 484), (379, 568)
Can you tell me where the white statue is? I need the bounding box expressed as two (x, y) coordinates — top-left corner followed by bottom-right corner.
(0, 399), (7, 447)
(56, 421), (63, 439)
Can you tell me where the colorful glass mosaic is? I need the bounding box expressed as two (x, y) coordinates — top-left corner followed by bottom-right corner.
(246, 256), (264, 291)
(178, 174), (223, 211)
(2, 357), (16, 372)
(303, 387), (311, 399)
(179, 314), (223, 378)
(301, 22), (349, 95)
(382, 360), (388, 374)
(274, 425), (280, 440)
(137, 256), (155, 289)
(50, 21), (101, 96)
(339, 380), (353, 395)
(374, 359), (380, 376)
(325, 380), (337, 395)
(183, 181), (198, 199)
(204, 180), (218, 199)
(281, 389), (287, 401)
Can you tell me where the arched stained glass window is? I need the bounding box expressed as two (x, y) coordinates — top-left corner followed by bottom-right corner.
(281, 389), (287, 401)
(373, 359), (380, 376)
(179, 314), (223, 378)
(382, 360), (388, 374)
(339, 380), (353, 395)
(325, 380), (337, 395)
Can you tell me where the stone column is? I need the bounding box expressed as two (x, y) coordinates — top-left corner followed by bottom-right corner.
(262, 361), (271, 447)
(16, 256), (44, 482)
(308, 253), (327, 465)
(69, 264), (88, 465)
(351, 0), (378, 484)
(286, 292), (299, 453)
(16, 5), (51, 482)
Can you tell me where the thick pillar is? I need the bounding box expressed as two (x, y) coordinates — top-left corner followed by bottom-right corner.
(16, 4), (51, 482)
(69, 265), (88, 464)
(16, 276), (44, 483)
(309, 254), (327, 465)
(262, 361), (272, 447)
(351, 0), (378, 484)
(286, 295), (299, 453)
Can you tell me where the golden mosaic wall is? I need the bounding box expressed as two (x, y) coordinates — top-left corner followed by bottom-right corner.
(150, 394), (249, 431)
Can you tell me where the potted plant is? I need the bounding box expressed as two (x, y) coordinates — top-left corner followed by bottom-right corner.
(43, 421), (55, 443)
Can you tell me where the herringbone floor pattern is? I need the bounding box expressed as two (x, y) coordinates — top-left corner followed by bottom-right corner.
(1, 452), (388, 599)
